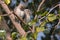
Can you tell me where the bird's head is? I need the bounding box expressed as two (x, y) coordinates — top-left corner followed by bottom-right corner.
(24, 9), (32, 15)
(18, 4), (25, 10)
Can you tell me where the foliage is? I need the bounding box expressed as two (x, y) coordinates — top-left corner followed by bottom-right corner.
(0, 0), (60, 40)
(47, 14), (57, 21)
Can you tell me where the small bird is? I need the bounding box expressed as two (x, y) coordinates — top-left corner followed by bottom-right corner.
(24, 9), (33, 23)
(14, 4), (25, 18)
(14, 4), (25, 23)
(14, 3), (33, 23)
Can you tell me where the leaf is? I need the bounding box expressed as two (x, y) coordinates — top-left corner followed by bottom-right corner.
(11, 32), (17, 40)
(36, 11), (48, 17)
(41, 11), (48, 16)
(40, 21), (47, 27)
(20, 36), (27, 40)
(0, 30), (6, 40)
(28, 19), (38, 26)
(4, 0), (10, 5)
(36, 27), (45, 33)
(47, 14), (57, 21)
(33, 32), (37, 39)
(35, 11), (42, 15)
(28, 21), (35, 26)
(0, 30), (6, 37)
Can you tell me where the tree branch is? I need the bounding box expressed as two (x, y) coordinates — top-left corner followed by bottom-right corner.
(0, 0), (26, 36)
(0, 10), (12, 40)
(3, 19), (12, 40)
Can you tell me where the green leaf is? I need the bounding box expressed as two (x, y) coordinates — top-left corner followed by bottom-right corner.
(11, 32), (17, 40)
(0, 30), (6, 40)
(41, 11), (48, 16)
(33, 32), (37, 39)
(35, 11), (48, 17)
(40, 21), (47, 27)
(35, 11), (43, 15)
(28, 19), (38, 26)
(47, 14), (57, 21)
(20, 36), (27, 40)
(36, 27), (45, 33)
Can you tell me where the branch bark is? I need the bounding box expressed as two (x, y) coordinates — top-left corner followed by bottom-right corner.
(3, 19), (12, 40)
(0, 10), (12, 40)
(0, 0), (26, 36)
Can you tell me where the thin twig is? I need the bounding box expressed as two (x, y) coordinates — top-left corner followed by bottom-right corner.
(0, 12), (12, 16)
(39, 4), (59, 21)
(34, 0), (45, 33)
(52, 19), (60, 35)
(37, 0), (45, 12)
(29, 25), (35, 33)
(34, 0), (45, 19)
(51, 4), (60, 35)
(27, 31), (31, 34)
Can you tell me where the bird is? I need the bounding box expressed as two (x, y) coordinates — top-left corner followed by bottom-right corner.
(14, 3), (25, 17)
(14, 4), (25, 23)
(14, 3), (33, 23)
(24, 9), (33, 23)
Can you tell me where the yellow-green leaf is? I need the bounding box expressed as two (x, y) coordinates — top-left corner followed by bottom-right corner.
(20, 37), (27, 40)
(28, 19), (37, 26)
(11, 32), (17, 39)
(47, 14), (57, 21)
(33, 32), (37, 39)
(40, 21), (46, 27)
(4, 0), (10, 5)
(36, 27), (45, 33)
(41, 11), (48, 16)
